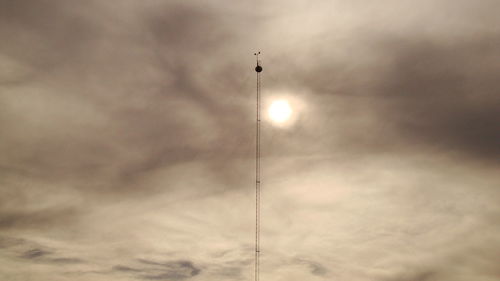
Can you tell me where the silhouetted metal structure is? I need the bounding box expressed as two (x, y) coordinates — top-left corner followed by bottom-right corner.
(254, 51), (262, 281)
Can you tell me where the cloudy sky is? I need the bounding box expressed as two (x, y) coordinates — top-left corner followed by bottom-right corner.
(1, 0), (500, 280)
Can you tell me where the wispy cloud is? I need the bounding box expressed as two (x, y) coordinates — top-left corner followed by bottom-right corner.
(111, 259), (201, 281)
(0, 0), (499, 281)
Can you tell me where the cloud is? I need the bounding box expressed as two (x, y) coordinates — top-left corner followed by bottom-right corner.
(22, 248), (51, 259)
(265, 33), (500, 165)
(373, 37), (500, 164)
(0, 235), (24, 249)
(113, 265), (142, 272)
(50, 257), (85, 264)
(112, 259), (201, 281)
(0, 207), (79, 230)
(293, 257), (328, 276)
(19, 247), (84, 266)
(382, 270), (436, 281)
(0, 1), (499, 281)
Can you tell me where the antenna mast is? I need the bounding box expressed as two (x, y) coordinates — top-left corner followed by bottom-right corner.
(254, 51), (263, 281)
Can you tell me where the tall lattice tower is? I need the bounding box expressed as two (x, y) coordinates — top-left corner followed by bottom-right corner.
(254, 51), (263, 281)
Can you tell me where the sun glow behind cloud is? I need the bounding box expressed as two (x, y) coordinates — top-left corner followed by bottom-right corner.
(1, 1), (499, 281)
(264, 92), (307, 128)
(268, 100), (292, 124)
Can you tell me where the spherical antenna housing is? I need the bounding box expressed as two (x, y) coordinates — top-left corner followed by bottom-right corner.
(255, 65), (263, 72)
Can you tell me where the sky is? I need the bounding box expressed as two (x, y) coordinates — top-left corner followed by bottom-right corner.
(1, 0), (500, 280)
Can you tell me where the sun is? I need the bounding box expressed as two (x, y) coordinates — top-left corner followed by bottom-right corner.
(268, 99), (292, 124)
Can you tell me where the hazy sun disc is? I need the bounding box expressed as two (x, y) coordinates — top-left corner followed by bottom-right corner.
(268, 100), (292, 123)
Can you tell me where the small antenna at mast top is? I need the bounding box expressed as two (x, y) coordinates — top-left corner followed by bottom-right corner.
(254, 51), (263, 72)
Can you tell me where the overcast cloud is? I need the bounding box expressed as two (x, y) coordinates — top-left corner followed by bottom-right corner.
(1, 0), (499, 281)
